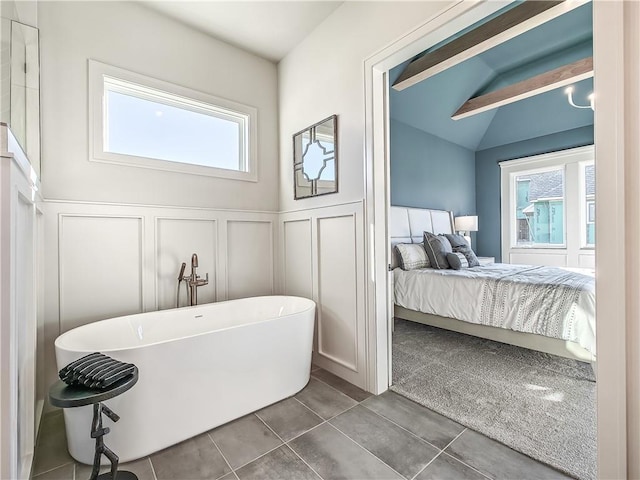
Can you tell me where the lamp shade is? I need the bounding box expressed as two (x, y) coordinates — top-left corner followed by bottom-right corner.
(454, 215), (478, 232)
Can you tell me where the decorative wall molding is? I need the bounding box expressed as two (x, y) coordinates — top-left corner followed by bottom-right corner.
(44, 197), (365, 394)
(155, 217), (218, 310)
(316, 213), (359, 371)
(282, 219), (312, 298)
(0, 131), (41, 479)
(42, 200), (278, 407)
(58, 214), (145, 332)
(226, 219), (274, 300)
(279, 201), (366, 389)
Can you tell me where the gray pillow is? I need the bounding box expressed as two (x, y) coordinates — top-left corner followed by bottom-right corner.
(394, 243), (430, 270)
(447, 252), (469, 270)
(454, 245), (480, 267)
(444, 234), (469, 249)
(423, 232), (452, 269)
(444, 233), (480, 267)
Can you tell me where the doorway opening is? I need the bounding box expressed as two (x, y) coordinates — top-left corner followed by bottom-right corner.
(363, 1), (626, 478)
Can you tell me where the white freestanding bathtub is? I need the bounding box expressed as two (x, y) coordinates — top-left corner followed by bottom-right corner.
(54, 295), (316, 464)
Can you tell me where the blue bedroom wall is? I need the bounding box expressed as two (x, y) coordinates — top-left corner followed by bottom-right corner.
(390, 119), (476, 217)
(474, 125), (594, 261)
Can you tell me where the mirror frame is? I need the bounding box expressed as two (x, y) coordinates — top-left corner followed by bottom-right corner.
(293, 114), (338, 199)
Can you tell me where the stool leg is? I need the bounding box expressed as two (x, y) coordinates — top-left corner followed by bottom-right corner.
(101, 444), (120, 480)
(87, 402), (137, 480)
(89, 404), (104, 480)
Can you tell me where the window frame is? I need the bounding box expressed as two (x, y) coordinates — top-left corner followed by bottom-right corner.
(499, 145), (595, 266)
(580, 161), (596, 248)
(88, 60), (258, 181)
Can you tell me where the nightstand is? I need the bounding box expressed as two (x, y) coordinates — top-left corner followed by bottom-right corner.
(477, 256), (495, 266)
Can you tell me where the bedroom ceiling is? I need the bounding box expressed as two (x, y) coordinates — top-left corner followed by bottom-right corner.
(390, 2), (594, 152)
(141, 1), (343, 62)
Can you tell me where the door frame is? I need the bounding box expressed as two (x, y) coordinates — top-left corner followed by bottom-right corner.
(363, 1), (633, 478)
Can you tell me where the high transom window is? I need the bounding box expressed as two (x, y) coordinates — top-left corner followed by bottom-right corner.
(89, 60), (257, 181)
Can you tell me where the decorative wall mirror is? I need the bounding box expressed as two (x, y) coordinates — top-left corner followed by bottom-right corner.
(293, 115), (338, 199)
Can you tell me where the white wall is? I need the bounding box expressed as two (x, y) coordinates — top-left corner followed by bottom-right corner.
(38, 1), (281, 403)
(279, 1), (451, 212)
(39, 1), (278, 211)
(278, 1), (453, 388)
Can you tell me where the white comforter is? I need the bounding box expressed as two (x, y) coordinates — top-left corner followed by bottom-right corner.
(394, 263), (596, 354)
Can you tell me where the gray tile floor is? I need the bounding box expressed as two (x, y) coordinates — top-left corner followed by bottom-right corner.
(33, 368), (571, 480)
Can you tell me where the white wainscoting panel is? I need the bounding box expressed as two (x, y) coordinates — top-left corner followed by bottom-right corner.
(156, 218), (217, 310)
(282, 219), (312, 298)
(226, 220), (274, 299)
(1, 135), (41, 480)
(59, 215), (143, 332)
(317, 214), (358, 370)
(510, 252), (568, 267)
(579, 253), (595, 269)
(15, 193), (36, 480)
(43, 201), (278, 412)
(279, 201), (366, 389)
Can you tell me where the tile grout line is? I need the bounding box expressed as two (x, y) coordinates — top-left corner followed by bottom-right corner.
(207, 432), (237, 480)
(254, 413), (286, 444)
(439, 451), (493, 480)
(309, 373), (364, 403)
(326, 422), (410, 480)
(324, 402), (360, 423)
(438, 428), (493, 480)
(227, 442), (283, 473)
(283, 445), (325, 480)
(223, 414), (291, 474)
(254, 413), (325, 480)
(292, 396), (326, 417)
(359, 402), (443, 452)
(282, 402), (361, 445)
(441, 428), (467, 453)
(32, 461), (75, 478)
(410, 428), (467, 480)
(292, 395), (357, 423)
(147, 457), (158, 480)
(409, 450), (445, 480)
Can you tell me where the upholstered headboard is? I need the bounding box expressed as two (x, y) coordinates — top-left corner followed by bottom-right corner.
(390, 206), (455, 267)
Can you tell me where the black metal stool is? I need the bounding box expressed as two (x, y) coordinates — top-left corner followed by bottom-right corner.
(49, 368), (139, 480)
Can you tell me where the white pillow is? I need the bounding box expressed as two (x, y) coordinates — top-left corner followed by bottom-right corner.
(394, 243), (430, 270)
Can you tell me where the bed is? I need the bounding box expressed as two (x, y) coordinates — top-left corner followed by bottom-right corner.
(390, 206), (596, 362)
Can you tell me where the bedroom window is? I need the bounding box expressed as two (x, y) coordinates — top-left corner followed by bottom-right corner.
(583, 163), (595, 247)
(514, 169), (565, 247)
(500, 146), (595, 267)
(89, 60), (257, 181)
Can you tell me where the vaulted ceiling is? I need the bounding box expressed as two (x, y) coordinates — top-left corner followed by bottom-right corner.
(142, 1), (343, 62)
(389, 2), (593, 152)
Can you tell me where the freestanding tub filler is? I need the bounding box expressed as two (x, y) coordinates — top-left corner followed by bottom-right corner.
(55, 295), (316, 464)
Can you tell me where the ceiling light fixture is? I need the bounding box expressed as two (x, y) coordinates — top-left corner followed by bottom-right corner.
(564, 86), (594, 111)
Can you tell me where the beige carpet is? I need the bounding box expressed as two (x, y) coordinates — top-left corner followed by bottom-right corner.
(391, 318), (596, 480)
